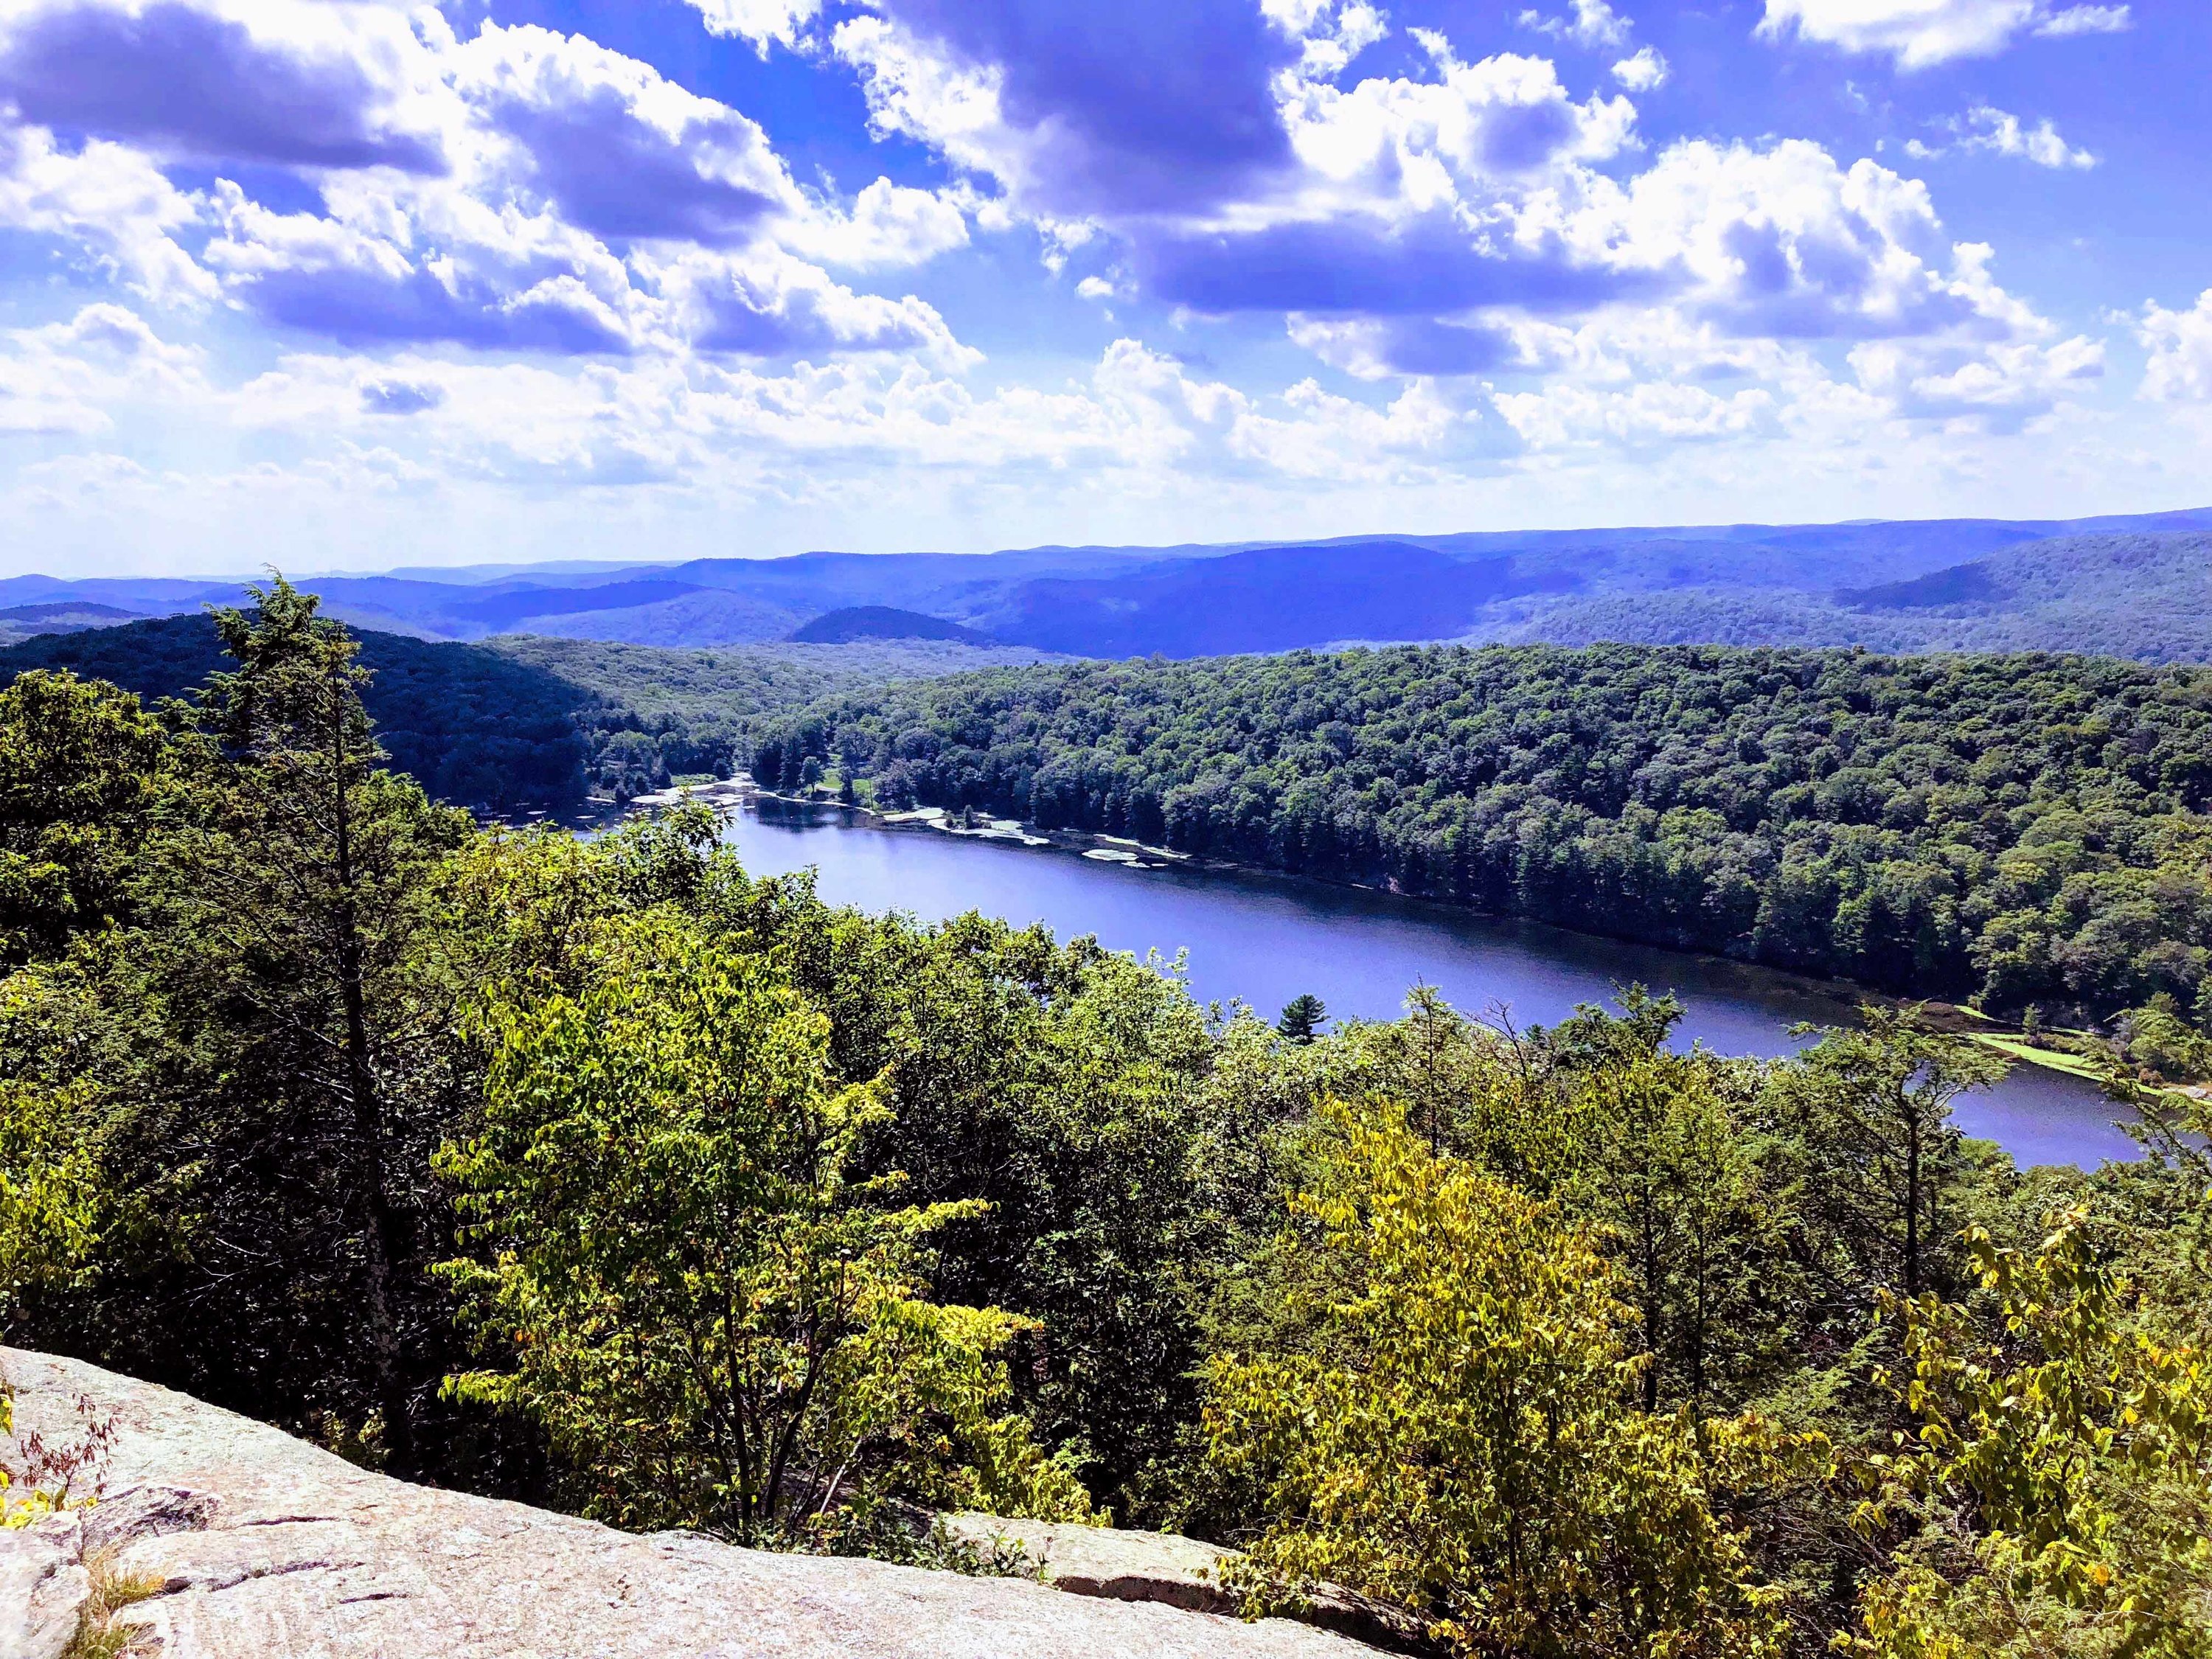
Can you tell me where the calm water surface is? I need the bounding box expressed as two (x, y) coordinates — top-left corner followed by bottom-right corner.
(723, 801), (2139, 1169)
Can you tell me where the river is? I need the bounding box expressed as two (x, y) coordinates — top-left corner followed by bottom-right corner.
(720, 801), (2140, 1169)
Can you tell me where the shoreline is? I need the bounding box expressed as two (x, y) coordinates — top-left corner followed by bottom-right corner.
(632, 775), (2138, 1096)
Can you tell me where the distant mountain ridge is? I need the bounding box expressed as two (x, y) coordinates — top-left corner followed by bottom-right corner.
(788, 606), (992, 644)
(7, 506), (2211, 663)
(1492, 531), (2212, 664)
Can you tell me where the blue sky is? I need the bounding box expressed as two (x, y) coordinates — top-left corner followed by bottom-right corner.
(0, 0), (2206, 575)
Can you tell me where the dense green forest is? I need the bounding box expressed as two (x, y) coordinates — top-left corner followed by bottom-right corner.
(0, 614), (1057, 809)
(487, 632), (1058, 799)
(0, 609), (590, 809)
(5, 582), (2211, 1658)
(751, 644), (2212, 1021)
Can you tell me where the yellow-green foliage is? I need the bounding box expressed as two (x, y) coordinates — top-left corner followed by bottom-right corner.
(1843, 1211), (2212, 1658)
(437, 907), (1096, 1541)
(0, 970), (107, 1332)
(1204, 1096), (1807, 1658)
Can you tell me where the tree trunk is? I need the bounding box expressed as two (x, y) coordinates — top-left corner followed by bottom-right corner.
(330, 693), (412, 1472)
(1902, 1092), (1921, 1298)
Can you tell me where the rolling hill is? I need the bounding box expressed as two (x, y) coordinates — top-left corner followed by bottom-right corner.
(6, 506), (2211, 662)
(1482, 531), (2212, 663)
(787, 606), (992, 644)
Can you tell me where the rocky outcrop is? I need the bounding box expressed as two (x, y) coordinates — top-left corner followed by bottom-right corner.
(0, 1349), (1383, 1658)
(936, 1514), (1425, 1653)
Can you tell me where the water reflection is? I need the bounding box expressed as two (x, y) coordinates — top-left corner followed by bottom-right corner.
(720, 800), (2140, 1170)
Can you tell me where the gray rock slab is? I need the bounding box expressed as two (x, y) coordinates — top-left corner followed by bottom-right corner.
(1, 1348), (1382, 1659)
(939, 1512), (1241, 1612)
(936, 1514), (1425, 1653)
(0, 1510), (89, 1659)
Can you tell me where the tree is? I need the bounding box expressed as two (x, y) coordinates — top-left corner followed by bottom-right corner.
(0, 669), (169, 966)
(1276, 992), (1326, 1045)
(105, 579), (470, 1467)
(1844, 1211), (2212, 1659)
(1775, 1008), (2009, 1301)
(0, 969), (111, 1338)
(1579, 1051), (1782, 1417)
(438, 908), (1093, 1541)
(1204, 1096), (1801, 1658)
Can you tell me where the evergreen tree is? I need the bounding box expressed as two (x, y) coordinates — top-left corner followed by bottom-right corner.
(1276, 992), (1326, 1045)
(109, 580), (470, 1467)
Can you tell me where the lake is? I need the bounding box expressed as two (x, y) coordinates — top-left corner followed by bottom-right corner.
(720, 801), (2140, 1169)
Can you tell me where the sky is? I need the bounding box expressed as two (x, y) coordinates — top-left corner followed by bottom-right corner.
(1, 0), (2208, 576)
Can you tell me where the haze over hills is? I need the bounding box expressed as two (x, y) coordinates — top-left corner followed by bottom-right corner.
(9, 505), (2212, 663)
(1489, 532), (2212, 663)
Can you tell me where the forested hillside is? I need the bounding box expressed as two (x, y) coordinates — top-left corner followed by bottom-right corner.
(1492, 531), (2212, 663)
(0, 610), (591, 808)
(753, 644), (2212, 1019)
(7, 585), (2211, 1659)
(0, 613), (1060, 808)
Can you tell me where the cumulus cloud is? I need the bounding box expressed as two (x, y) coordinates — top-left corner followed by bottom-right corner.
(1612, 46), (1668, 90)
(1905, 106), (2096, 167)
(206, 333), (1493, 496)
(1288, 315), (1516, 379)
(1517, 0), (1634, 49)
(1849, 332), (2102, 429)
(0, 1), (979, 364)
(779, 177), (969, 268)
(0, 0), (448, 171)
(359, 378), (444, 415)
(0, 302), (203, 434)
(1545, 141), (2048, 347)
(1759, 0), (2130, 68)
(646, 244), (979, 364)
(0, 0), (2143, 542)
(445, 24), (800, 248)
(0, 124), (215, 303)
(2139, 291), (2212, 402)
(2035, 4), (2130, 35)
(827, 6), (2057, 410)
(1121, 41), (1643, 318)
(835, 0), (1306, 218)
(678, 0), (824, 55)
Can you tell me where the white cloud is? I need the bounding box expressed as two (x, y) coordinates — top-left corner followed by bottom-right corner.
(0, 0), (2155, 559)
(1555, 140), (2043, 344)
(1759, 0), (2129, 68)
(1906, 105), (2096, 167)
(2036, 4), (2130, 36)
(0, 125), (214, 304)
(1279, 39), (1636, 209)
(0, 303), (204, 434)
(642, 243), (980, 366)
(1265, 0), (1390, 79)
(677, 0), (823, 55)
(781, 178), (970, 269)
(0, 2), (978, 361)
(2139, 291), (2212, 402)
(833, 13), (2059, 389)
(1517, 0), (1634, 49)
(832, 15), (1016, 189)
(1611, 46), (1669, 90)
(1851, 333), (2103, 427)
(1495, 380), (1776, 451)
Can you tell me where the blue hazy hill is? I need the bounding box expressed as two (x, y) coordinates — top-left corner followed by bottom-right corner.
(7, 506), (2211, 662)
